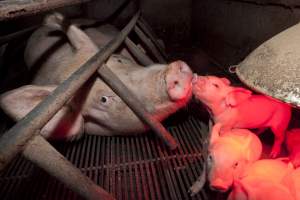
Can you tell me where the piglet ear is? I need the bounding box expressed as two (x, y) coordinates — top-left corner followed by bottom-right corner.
(210, 123), (222, 144)
(220, 77), (231, 85)
(0, 85), (56, 121)
(225, 87), (252, 107)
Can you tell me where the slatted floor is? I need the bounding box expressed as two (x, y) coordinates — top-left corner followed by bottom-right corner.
(0, 105), (209, 200)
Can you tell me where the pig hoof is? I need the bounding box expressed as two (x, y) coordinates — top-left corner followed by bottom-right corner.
(270, 148), (280, 158)
(43, 12), (66, 31)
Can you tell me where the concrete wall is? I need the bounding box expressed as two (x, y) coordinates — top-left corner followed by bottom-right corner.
(192, 0), (300, 66)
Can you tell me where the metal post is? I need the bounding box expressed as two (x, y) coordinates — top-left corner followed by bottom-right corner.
(23, 135), (115, 200)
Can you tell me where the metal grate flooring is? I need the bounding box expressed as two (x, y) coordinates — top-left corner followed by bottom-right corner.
(0, 107), (209, 200)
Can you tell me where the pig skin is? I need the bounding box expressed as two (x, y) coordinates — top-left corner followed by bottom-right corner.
(193, 75), (291, 158)
(282, 168), (300, 200)
(228, 159), (294, 200)
(286, 128), (300, 168)
(208, 123), (262, 192)
(0, 13), (193, 140)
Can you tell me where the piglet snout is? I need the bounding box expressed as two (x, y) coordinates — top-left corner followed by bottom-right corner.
(166, 60), (193, 101)
(210, 179), (229, 192)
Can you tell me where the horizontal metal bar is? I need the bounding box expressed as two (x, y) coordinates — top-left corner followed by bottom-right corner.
(23, 135), (115, 200)
(98, 64), (178, 150)
(0, 0), (90, 21)
(0, 11), (140, 172)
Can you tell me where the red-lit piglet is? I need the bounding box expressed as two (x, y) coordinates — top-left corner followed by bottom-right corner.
(228, 159), (294, 200)
(282, 168), (300, 200)
(208, 123), (262, 192)
(286, 128), (300, 168)
(193, 75), (291, 158)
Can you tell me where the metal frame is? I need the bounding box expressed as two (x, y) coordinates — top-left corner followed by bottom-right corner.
(0, 4), (173, 199)
(0, 0), (91, 21)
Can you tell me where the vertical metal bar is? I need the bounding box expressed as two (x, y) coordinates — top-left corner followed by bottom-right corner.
(140, 137), (156, 200)
(23, 135), (115, 200)
(135, 137), (150, 200)
(167, 128), (190, 200)
(126, 138), (135, 200)
(124, 37), (154, 66)
(121, 139), (128, 200)
(143, 137), (162, 200)
(137, 18), (168, 59)
(131, 138), (142, 200)
(110, 137), (116, 196)
(134, 26), (166, 63)
(105, 137), (111, 193)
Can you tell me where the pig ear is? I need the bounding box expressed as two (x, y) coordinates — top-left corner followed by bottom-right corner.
(243, 134), (255, 161)
(220, 77), (231, 85)
(0, 85), (56, 121)
(210, 123), (222, 144)
(0, 85), (84, 140)
(225, 87), (252, 107)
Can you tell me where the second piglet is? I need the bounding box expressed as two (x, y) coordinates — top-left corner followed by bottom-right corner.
(208, 123), (262, 192)
(193, 75), (291, 158)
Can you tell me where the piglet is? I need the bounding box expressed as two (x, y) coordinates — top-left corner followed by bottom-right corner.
(228, 159), (294, 200)
(208, 123), (262, 192)
(286, 128), (300, 168)
(193, 75), (291, 158)
(282, 168), (300, 200)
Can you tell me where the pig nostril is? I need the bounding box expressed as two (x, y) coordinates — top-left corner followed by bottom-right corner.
(174, 80), (179, 85)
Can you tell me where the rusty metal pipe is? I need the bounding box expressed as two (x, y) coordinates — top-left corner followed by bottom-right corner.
(98, 64), (178, 150)
(0, 0), (90, 21)
(0, 11), (140, 171)
(124, 37), (154, 66)
(23, 135), (115, 200)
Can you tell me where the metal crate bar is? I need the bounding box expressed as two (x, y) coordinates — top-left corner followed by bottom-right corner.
(23, 135), (114, 200)
(0, 0), (91, 21)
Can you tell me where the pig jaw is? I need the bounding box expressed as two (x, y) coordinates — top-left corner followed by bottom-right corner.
(165, 61), (193, 102)
(209, 176), (232, 192)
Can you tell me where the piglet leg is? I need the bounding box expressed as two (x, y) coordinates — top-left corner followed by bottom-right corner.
(270, 128), (285, 158)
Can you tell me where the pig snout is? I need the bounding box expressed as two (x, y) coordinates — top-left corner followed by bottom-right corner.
(210, 178), (230, 192)
(166, 61), (193, 101)
(192, 76), (207, 96)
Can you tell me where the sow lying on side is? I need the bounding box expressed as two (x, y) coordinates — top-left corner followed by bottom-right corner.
(0, 13), (193, 140)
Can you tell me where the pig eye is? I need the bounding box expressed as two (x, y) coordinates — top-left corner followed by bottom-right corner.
(212, 83), (219, 88)
(233, 162), (239, 168)
(100, 96), (109, 104)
